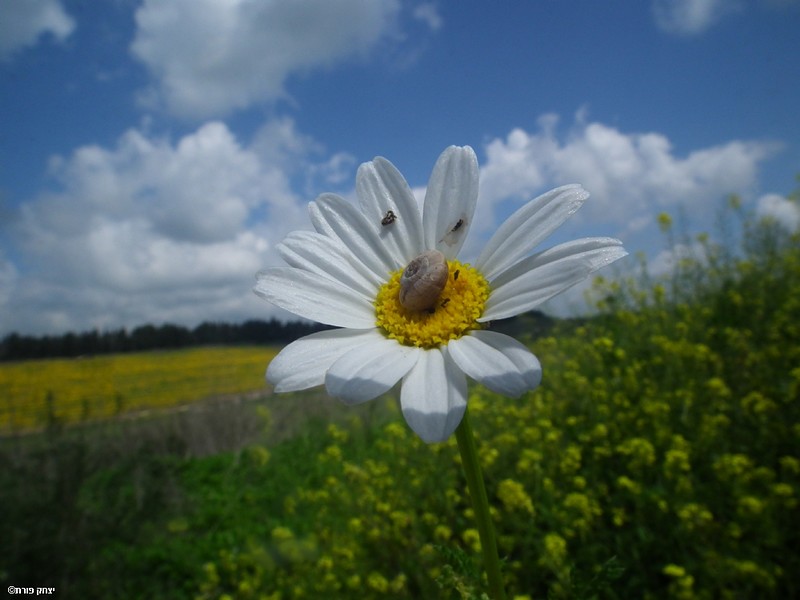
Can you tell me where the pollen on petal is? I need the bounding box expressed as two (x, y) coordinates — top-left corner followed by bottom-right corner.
(374, 260), (490, 348)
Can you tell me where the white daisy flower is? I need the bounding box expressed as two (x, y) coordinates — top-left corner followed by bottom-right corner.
(255, 146), (627, 443)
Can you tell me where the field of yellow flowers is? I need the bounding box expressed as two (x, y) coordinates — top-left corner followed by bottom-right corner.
(0, 346), (277, 432)
(1, 201), (798, 599)
(191, 204), (799, 599)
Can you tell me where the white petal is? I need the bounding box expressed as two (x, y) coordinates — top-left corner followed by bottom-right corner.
(400, 347), (467, 443)
(325, 333), (419, 405)
(448, 330), (542, 397)
(356, 157), (424, 261)
(422, 146), (479, 259)
(267, 328), (375, 392)
(254, 268), (376, 328)
(475, 185), (589, 281)
(481, 238), (628, 321)
(309, 193), (400, 276)
(278, 230), (380, 299)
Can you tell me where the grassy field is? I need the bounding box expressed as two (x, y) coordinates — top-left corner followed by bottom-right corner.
(1, 202), (798, 598)
(0, 346), (277, 433)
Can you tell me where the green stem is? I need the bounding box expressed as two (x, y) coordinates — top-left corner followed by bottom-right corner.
(455, 407), (507, 600)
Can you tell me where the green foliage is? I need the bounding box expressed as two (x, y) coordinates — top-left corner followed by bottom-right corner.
(2, 195), (798, 598)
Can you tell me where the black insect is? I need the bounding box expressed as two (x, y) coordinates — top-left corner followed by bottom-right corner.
(438, 218), (467, 246)
(381, 210), (398, 226)
(453, 269), (460, 281)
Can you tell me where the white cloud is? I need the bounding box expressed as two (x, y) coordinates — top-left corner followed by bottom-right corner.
(3, 119), (350, 335)
(476, 113), (778, 240)
(34, 122), (288, 244)
(648, 241), (707, 277)
(413, 3), (443, 31)
(131, 0), (401, 118)
(652, 0), (744, 35)
(0, 0), (75, 60)
(249, 117), (357, 194)
(756, 193), (800, 231)
(2, 112), (782, 334)
(476, 114), (778, 316)
(0, 251), (18, 312)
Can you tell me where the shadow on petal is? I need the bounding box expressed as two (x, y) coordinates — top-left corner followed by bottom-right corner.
(402, 404), (466, 444)
(326, 373), (397, 406)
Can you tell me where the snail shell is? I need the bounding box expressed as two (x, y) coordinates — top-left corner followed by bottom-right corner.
(399, 250), (449, 312)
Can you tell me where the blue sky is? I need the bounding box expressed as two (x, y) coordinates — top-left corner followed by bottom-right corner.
(1, 0), (799, 336)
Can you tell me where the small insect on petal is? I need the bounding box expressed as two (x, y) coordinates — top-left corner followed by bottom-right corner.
(381, 210), (398, 226)
(439, 217), (467, 246)
(399, 250), (449, 312)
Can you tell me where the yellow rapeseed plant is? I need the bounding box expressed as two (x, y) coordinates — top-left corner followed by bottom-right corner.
(0, 346), (277, 431)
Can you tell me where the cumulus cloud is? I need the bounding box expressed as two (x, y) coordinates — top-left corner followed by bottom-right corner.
(474, 114), (779, 315)
(131, 0), (401, 118)
(475, 113), (778, 240)
(756, 193), (800, 231)
(2, 118), (350, 335)
(652, 0), (744, 35)
(31, 122), (292, 244)
(0, 0), (75, 60)
(2, 112), (782, 333)
(648, 241), (708, 277)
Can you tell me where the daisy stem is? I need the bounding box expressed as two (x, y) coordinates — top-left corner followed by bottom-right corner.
(455, 407), (507, 600)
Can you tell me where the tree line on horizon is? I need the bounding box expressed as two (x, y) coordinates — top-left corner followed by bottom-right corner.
(0, 310), (555, 363)
(0, 319), (332, 362)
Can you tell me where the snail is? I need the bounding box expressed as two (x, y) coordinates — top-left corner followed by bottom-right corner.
(399, 250), (449, 312)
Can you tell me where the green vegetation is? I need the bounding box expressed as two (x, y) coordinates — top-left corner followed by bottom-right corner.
(1, 197), (798, 598)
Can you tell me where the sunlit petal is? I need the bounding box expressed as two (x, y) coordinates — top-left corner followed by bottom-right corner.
(423, 146), (479, 259)
(255, 268), (376, 328)
(357, 157), (424, 261)
(309, 193), (401, 275)
(278, 230), (381, 299)
(481, 238), (628, 321)
(476, 185), (589, 281)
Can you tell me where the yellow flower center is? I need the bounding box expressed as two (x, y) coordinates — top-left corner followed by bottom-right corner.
(374, 259), (490, 348)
